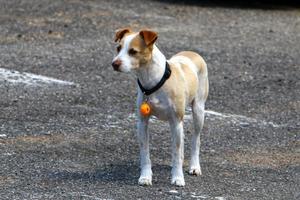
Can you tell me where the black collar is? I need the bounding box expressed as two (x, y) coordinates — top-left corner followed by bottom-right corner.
(137, 62), (172, 96)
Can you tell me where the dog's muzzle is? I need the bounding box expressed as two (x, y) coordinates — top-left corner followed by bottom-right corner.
(112, 59), (122, 71)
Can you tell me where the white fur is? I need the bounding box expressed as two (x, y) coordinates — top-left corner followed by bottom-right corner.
(112, 34), (207, 186)
(170, 120), (185, 186)
(136, 46), (166, 89)
(112, 33), (138, 72)
(136, 92), (152, 186)
(189, 100), (204, 176)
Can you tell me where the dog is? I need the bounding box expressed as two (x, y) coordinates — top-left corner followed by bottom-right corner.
(112, 28), (209, 186)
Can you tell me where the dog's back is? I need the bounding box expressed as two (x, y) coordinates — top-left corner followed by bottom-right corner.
(174, 51), (208, 77)
(168, 51), (209, 103)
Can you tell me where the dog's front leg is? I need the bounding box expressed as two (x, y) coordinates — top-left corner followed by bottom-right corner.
(137, 113), (152, 186)
(170, 119), (185, 186)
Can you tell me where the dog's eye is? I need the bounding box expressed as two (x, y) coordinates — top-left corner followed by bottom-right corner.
(128, 48), (138, 55)
(116, 45), (121, 52)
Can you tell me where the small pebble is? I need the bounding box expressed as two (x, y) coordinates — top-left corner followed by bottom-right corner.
(169, 190), (179, 194)
(240, 122), (250, 127)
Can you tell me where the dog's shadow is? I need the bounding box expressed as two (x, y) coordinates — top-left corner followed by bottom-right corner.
(46, 163), (171, 186)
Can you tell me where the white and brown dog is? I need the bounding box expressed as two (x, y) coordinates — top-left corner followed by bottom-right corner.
(112, 28), (209, 186)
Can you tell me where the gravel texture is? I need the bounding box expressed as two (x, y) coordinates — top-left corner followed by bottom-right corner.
(0, 0), (299, 199)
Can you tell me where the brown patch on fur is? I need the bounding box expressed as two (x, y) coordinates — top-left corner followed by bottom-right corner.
(173, 51), (209, 101)
(139, 30), (158, 46)
(180, 63), (198, 102)
(203, 78), (209, 101)
(114, 28), (132, 42)
(175, 51), (207, 75)
(161, 51), (209, 119)
(163, 63), (186, 120)
(129, 34), (153, 64)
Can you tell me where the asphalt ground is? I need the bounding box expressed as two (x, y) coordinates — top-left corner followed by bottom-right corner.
(0, 0), (299, 199)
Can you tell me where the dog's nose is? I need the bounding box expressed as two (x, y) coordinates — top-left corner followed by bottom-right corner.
(112, 59), (122, 71)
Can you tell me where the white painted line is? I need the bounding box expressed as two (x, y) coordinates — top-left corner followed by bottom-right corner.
(3, 152), (15, 156)
(190, 194), (210, 198)
(205, 110), (281, 128)
(215, 197), (226, 200)
(0, 68), (75, 86)
(183, 109), (282, 128)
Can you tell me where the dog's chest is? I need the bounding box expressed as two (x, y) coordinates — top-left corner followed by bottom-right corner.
(147, 93), (173, 121)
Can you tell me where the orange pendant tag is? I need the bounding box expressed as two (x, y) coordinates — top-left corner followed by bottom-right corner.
(140, 102), (151, 116)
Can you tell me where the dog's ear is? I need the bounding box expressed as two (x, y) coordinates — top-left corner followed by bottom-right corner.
(114, 28), (132, 42)
(139, 30), (158, 46)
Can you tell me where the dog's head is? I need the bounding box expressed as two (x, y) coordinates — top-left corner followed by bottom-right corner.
(112, 28), (158, 72)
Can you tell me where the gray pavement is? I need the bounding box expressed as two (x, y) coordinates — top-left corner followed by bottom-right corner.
(0, 0), (299, 199)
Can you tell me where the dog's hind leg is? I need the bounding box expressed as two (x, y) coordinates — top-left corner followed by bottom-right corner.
(189, 98), (205, 176)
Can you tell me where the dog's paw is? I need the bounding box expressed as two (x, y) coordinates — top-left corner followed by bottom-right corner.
(171, 176), (185, 187)
(189, 166), (202, 176)
(138, 176), (152, 186)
